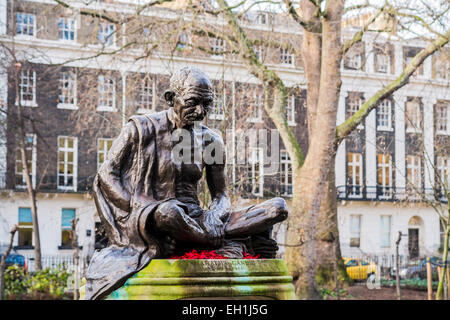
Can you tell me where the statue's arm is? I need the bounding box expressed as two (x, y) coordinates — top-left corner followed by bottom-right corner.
(205, 137), (231, 221)
(97, 121), (138, 212)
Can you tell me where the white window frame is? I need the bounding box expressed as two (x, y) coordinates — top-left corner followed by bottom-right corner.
(136, 77), (155, 114)
(377, 154), (393, 199)
(346, 52), (362, 70)
(98, 23), (115, 46)
(97, 138), (114, 169)
(249, 147), (264, 197)
(254, 45), (264, 62)
(256, 12), (269, 25)
(58, 17), (76, 42)
(376, 53), (389, 73)
(209, 87), (225, 120)
(347, 95), (364, 129)
(247, 92), (263, 123)
(436, 103), (449, 135)
(16, 13), (36, 38)
(437, 156), (450, 193)
(280, 150), (293, 197)
(97, 75), (116, 112)
(17, 70), (37, 107)
(57, 71), (77, 110)
(57, 136), (78, 191)
(406, 155), (422, 193)
(347, 152), (363, 199)
(280, 48), (294, 66)
(286, 95), (296, 126)
(376, 99), (392, 131)
(380, 215), (392, 248)
(18, 207), (33, 247)
(350, 214), (361, 248)
(405, 100), (422, 133)
(177, 33), (190, 50)
(15, 134), (36, 189)
(210, 37), (225, 57)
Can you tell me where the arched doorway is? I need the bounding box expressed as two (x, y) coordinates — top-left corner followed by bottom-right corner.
(408, 216), (424, 259)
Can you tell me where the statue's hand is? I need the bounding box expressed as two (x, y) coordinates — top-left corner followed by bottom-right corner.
(200, 211), (225, 248)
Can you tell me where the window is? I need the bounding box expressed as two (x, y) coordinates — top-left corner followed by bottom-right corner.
(18, 70), (37, 107)
(406, 155), (422, 193)
(256, 12), (269, 25)
(248, 147), (264, 197)
(346, 94), (364, 129)
(58, 71), (77, 109)
(98, 75), (116, 111)
(344, 46), (364, 70)
(209, 87), (225, 120)
(377, 154), (392, 199)
(176, 33), (189, 50)
(350, 215), (361, 248)
(16, 13), (35, 37)
(210, 38), (225, 56)
(376, 99), (392, 130)
(437, 156), (450, 192)
(136, 77), (154, 113)
(347, 153), (363, 198)
(58, 17), (76, 41)
(18, 208), (33, 247)
(433, 54), (450, 80)
(98, 23), (115, 46)
(61, 209), (75, 248)
(57, 136), (77, 191)
(436, 103), (449, 135)
(280, 150), (293, 196)
(405, 99), (421, 132)
(376, 53), (389, 73)
(15, 134), (36, 189)
(380, 215), (391, 248)
(405, 56), (424, 77)
(286, 95), (296, 125)
(97, 138), (113, 169)
(248, 92), (263, 123)
(254, 45), (264, 61)
(280, 48), (294, 66)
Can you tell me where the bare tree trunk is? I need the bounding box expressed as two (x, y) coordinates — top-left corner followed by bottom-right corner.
(287, 0), (344, 299)
(437, 225), (449, 300)
(395, 231), (402, 300)
(71, 218), (80, 300)
(14, 63), (42, 271)
(0, 225), (18, 300)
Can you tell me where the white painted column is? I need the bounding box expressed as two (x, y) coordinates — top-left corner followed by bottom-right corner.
(0, 48), (7, 188)
(365, 96), (377, 199)
(335, 90), (347, 194)
(365, 38), (374, 74)
(0, 0), (6, 35)
(423, 55), (432, 79)
(121, 72), (127, 127)
(394, 42), (403, 76)
(423, 95), (436, 194)
(394, 93), (407, 199)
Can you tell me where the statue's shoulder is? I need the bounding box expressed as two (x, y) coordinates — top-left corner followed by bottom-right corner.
(201, 125), (224, 145)
(128, 110), (168, 131)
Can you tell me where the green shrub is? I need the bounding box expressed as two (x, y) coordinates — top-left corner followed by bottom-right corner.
(4, 265), (72, 299)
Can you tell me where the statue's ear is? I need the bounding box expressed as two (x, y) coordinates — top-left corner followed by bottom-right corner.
(164, 90), (175, 106)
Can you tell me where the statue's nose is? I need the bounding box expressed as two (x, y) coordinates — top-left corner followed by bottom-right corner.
(195, 104), (203, 115)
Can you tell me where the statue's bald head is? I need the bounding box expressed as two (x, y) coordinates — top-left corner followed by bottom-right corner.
(168, 67), (212, 96)
(164, 67), (214, 128)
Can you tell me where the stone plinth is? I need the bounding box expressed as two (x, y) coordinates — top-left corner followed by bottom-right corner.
(106, 259), (297, 300)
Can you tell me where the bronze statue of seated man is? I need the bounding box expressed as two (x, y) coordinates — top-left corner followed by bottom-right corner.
(85, 67), (288, 300)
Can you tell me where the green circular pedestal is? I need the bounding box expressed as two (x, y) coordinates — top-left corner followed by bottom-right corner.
(107, 259), (297, 300)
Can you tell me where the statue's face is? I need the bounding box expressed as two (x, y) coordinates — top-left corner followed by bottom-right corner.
(166, 70), (214, 128)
